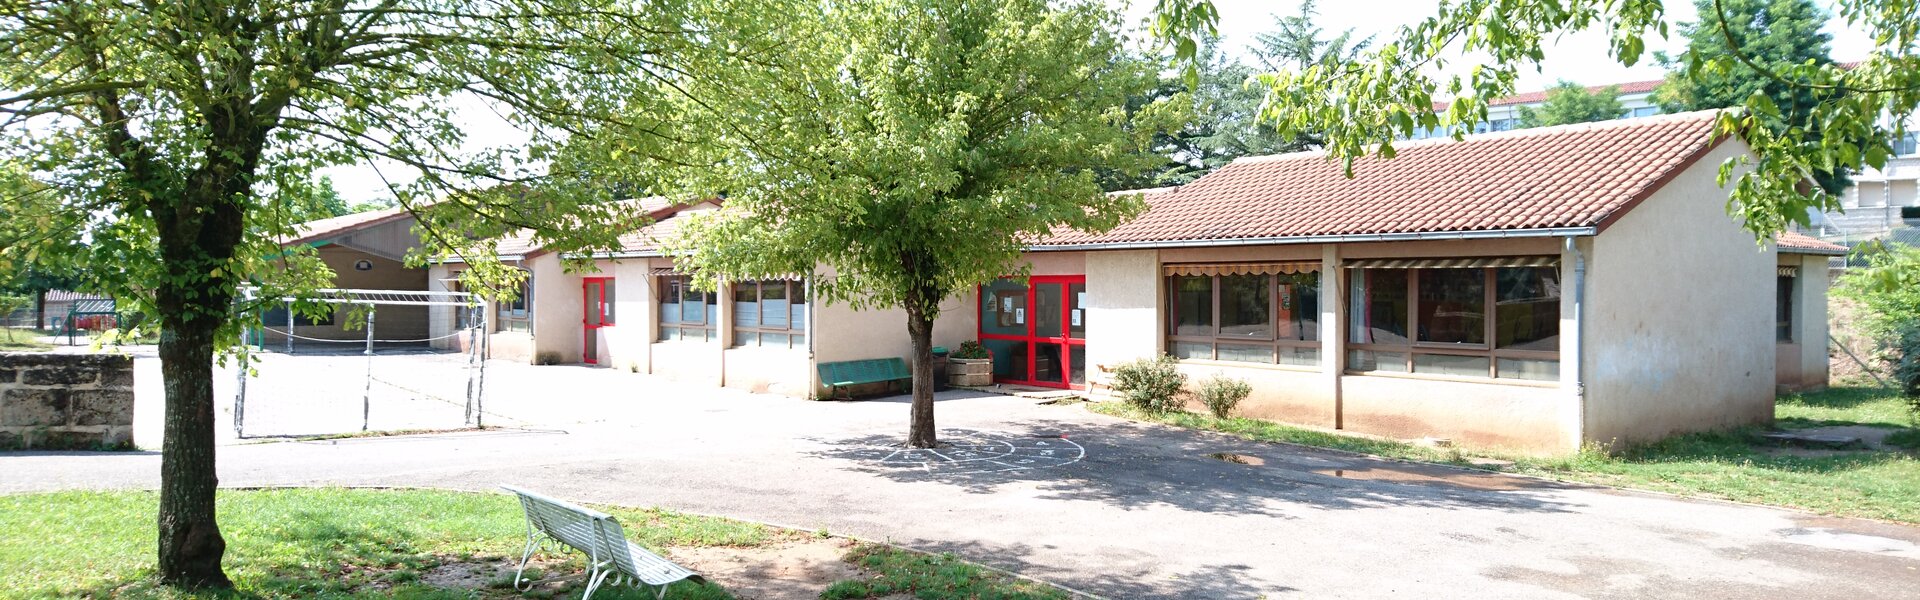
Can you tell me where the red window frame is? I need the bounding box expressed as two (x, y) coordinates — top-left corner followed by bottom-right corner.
(582, 277), (613, 364)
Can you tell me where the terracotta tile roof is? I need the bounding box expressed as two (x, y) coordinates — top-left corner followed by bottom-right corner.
(279, 205), (414, 246)
(1434, 78), (1665, 111)
(1776, 231), (1848, 255)
(1035, 110), (1727, 248)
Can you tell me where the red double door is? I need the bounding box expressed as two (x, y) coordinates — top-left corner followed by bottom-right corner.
(978, 276), (1086, 389)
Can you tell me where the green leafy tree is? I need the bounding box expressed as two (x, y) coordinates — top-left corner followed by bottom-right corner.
(0, 1), (735, 588)
(660, 0), (1178, 448)
(1658, 0), (1847, 193)
(282, 175), (392, 222)
(1517, 81), (1627, 128)
(1151, 0), (1920, 238)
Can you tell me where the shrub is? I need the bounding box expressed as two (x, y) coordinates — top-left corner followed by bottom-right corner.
(1195, 374), (1252, 419)
(1109, 354), (1186, 412)
(951, 340), (990, 360)
(1837, 244), (1920, 410)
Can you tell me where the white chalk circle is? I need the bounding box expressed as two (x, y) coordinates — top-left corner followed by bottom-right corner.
(855, 429), (1086, 475)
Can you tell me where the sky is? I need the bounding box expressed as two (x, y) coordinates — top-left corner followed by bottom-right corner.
(320, 0), (1881, 203)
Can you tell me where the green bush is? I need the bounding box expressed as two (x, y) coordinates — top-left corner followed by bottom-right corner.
(1110, 354), (1186, 412)
(1837, 244), (1920, 414)
(1195, 374), (1252, 419)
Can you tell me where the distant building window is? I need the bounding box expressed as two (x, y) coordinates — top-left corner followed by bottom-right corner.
(497, 271), (532, 333)
(1491, 119), (1518, 132)
(732, 280), (807, 349)
(1632, 106), (1658, 118)
(1347, 265), (1560, 381)
(1166, 270), (1321, 367)
(1777, 275), (1795, 342)
(658, 275), (716, 342)
(1895, 133), (1919, 157)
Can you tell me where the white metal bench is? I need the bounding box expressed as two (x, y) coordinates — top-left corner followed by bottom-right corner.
(501, 485), (705, 599)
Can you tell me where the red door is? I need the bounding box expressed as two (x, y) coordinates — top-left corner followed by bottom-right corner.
(582, 278), (613, 364)
(978, 276), (1086, 389)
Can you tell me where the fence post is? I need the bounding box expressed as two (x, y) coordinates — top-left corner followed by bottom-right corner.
(285, 300), (294, 354)
(362, 306), (376, 431)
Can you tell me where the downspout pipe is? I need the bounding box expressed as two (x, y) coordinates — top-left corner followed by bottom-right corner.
(1564, 236), (1587, 446)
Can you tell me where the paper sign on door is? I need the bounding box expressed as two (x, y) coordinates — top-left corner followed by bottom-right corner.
(1015, 308), (1025, 324)
(1071, 309), (1082, 326)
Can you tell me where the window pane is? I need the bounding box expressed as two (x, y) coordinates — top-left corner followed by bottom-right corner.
(762, 333), (790, 348)
(1776, 275), (1794, 342)
(792, 333), (806, 347)
(1350, 270), (1409, 344)
(1496, 267), (1560, 351)
(1347, 350), (1405, 372)
(790, 301), (807, 331)
(1277, 272), (1319, 341)
(704, 295), (718, 327)
(585, 282), (603, 327)
(733, 284), (759, 327)
(1219, 275), (1270, 339)
(682, 296), (706, 325)
(1171, 341), (1212, 360)
(734, 331), (757, 348)
(982, 279), (1027, 336)
(1216, 343), (1271, 364)
(1498, 358), (1559, 381)
(1414, 353), (1491, 377)
(762, 282), (789, 328)
(1278, 346), (1319, 367)
(1417, 269), (1485, 345)
(658, 326), (676, 342)
(1172, 276), (1213, 336)
(603, 281), (615, 325)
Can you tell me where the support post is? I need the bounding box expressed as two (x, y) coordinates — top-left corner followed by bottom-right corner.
(362, 307), (376, 431)
(286, 300), (294, 354)
(234, 347), (248, 439)
(476, 316), (488, 428)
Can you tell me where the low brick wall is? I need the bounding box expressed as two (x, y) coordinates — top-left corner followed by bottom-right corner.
(0, 353), (135, 449)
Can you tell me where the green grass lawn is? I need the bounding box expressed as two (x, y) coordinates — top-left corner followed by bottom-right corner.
(0, 488), (1069, 600)
(1088, 385), (1920, 524)
(0, 333), (52, 351)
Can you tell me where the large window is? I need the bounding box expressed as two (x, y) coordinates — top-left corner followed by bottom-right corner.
(1777, 273), (1795, 342)
(497, 271), (532, 333)
(658, 275), (716, 342)
(733, 280), (807, 349)
(1347, 263), (1560, 381)
(1166, 269), (1320, 367)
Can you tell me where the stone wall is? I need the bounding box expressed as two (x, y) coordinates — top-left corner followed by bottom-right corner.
(0, 353), (135, 449)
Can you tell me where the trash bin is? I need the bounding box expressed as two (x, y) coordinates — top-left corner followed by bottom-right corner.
(931, 346), (950, 391)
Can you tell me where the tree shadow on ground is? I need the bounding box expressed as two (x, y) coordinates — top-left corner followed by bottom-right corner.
(805, 417), (1583, 520)
(894, 537), (1295, 599)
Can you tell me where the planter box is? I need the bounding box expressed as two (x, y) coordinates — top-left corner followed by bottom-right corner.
(949, 358), (994, 387)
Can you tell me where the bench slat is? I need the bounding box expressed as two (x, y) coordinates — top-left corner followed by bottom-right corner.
(501, 485), (702, 596)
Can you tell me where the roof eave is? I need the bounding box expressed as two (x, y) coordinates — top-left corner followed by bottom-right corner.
(1026, 226), (1598, 252)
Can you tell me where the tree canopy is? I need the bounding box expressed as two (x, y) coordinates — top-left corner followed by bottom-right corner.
(0, 0), (744, 587)
(1153, 0), (1920, 237)
(658, 0), (1178, 447)
(1657, 0), (1848, 194)
(1517, 81), (1627, 128)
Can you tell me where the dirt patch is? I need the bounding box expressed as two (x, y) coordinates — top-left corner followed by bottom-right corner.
(670, 536), (870, 600)
(1760, 425), (1916, 458)
(1205, 452), (1266, 465)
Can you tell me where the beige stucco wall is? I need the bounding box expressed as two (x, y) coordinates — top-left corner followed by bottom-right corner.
(1342, 375), (1567, 451)
(1776, 253), (1831, 391)
(1583, 140), (1776, 447)
(1082, 250), (1161, 390)
(600, 260), (655, 373)
(262, 245), (428, 345)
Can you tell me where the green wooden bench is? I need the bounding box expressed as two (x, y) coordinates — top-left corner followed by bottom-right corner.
(818, 357), (911, 400)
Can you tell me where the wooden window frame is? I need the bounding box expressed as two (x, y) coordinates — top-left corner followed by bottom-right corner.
(731, 280), (807, 349)
(1345, 267), (1559, 380)
(656, 275), (716, 342)
(1165, 271), (1321, 366)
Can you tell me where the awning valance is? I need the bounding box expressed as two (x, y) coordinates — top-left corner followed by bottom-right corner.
(649, 267), (681, 276)
(1778, 265), (1799, 277)
(1162, 262), (1320, 276)
(1344, 256), (1561, 269)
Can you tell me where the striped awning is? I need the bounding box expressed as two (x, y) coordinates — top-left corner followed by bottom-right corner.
(1344, 256), (1560, 269)
(1163, 262), (1319, 276)
(1778, 265), (1799, 277)
(649, 267), (681, 276)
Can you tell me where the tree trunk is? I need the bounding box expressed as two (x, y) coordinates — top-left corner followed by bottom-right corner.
(904, 301), (938, 448)
(155, 314), (229, 588)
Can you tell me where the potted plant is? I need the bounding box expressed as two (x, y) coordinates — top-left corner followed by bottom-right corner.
(949, 340), (994, 387)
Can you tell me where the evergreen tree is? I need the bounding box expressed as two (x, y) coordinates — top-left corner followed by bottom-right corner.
(1657, 0), (1846, 193)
